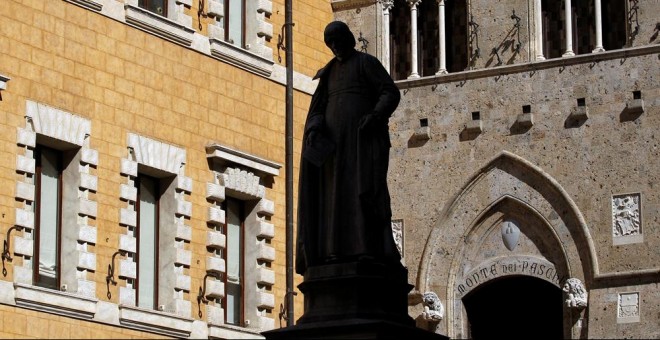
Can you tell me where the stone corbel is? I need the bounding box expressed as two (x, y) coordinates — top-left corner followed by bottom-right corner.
(421, 291), (445, 322)
(562, 278), (588, 309)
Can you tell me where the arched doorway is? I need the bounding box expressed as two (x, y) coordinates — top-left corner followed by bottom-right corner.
(462, 275), (563, 339)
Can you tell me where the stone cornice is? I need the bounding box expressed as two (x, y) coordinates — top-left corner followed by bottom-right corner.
(331, 0), (376, 11)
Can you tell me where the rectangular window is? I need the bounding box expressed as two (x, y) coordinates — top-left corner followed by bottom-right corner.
(34, 146), (62, 290)
(138, 0), (168, 17)
(136, 174), (159, 310)
(224, 198), (244, 325)
(220, 0), (245, 48)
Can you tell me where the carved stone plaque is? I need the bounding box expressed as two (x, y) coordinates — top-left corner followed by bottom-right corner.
(617, 292), (640, 323)
(612, 193), (641, 236)
(612, 193), (643, 245)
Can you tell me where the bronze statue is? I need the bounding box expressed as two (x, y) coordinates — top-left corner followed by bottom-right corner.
(296, 21), (402, 275)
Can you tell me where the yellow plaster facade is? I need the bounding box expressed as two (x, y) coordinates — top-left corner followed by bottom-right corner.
(0, 0), (334, 337)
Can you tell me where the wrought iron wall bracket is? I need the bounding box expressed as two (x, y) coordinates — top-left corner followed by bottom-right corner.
(2, 226), (22, 277)
(511, 10), (522, 53)
(278, 290), (298, 327)
(105, 250), (126, 299)
(468, 15), (481, 61)
(197, 0), (208, 30)
(196, 273), (219, 318)
(277, 23), (296, 63)
(358, 31), (369, 52)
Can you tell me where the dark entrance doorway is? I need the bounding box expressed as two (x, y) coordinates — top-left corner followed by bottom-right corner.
(462, 275), (563, 339)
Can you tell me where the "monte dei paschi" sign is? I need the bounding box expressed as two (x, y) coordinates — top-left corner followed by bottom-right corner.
(456, 256), (567, 296)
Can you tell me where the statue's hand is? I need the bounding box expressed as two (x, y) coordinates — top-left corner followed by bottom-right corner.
(358, 114), (378, 131)
(306, 131), (317, 146)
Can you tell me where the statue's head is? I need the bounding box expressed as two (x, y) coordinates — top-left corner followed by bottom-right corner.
(324, 21), (356, 61)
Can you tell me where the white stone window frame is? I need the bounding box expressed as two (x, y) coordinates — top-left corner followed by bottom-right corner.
(124, 0), (195, 47)
(204, 143), (280, 334)
(207, 0), (275, 77)
(611, 192), (643, 245)
(117, 133), (193, 329)
(12, 100), (99, 317)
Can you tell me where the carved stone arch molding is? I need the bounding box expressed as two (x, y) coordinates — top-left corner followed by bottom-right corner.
(415, 151), (598, 339)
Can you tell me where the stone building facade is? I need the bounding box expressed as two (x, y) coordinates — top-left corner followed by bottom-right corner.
(0, 0), (333, 338)
(330, 0), (660, 338)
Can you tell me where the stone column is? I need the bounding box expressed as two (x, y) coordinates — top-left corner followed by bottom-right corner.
(382, 0), (394, 74)
(534, 0), (545, 60)
(592, 0), (605, 52)
(562, 0), (575, 56)
(407, 0), (421, 79)
(436, 0), (448, 75)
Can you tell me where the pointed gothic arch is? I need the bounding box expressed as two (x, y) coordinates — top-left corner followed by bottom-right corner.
(415, 151), (598, 338)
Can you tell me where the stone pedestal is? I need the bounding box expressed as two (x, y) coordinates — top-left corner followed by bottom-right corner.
(262, 261), (447, 339)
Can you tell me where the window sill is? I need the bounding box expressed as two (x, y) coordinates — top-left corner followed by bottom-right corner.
(125, 4), (194, 46)
(209, 38), (275, 78)
(119, 304), (194, 338)
(208, 323), (265, 339)
(13, 283), (98, 319)
(63, 0), (102, 11)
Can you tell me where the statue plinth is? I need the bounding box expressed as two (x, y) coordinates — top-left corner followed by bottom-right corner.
(262, 260), (448, 339)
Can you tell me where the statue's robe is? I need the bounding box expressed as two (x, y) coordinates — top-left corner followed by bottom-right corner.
(296, 49), (401, 275)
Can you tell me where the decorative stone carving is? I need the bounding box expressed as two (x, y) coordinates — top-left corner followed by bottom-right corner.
(421, 292), (444, 322)
(612, 193), (641, 237)
(618, 292), (640, 322)
(391, 219), (403, 256)
(501, 219), (521, 251)
(562, 278), (588, 309)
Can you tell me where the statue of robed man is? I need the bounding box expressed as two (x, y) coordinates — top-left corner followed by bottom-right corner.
(296, 21), (402, 275)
